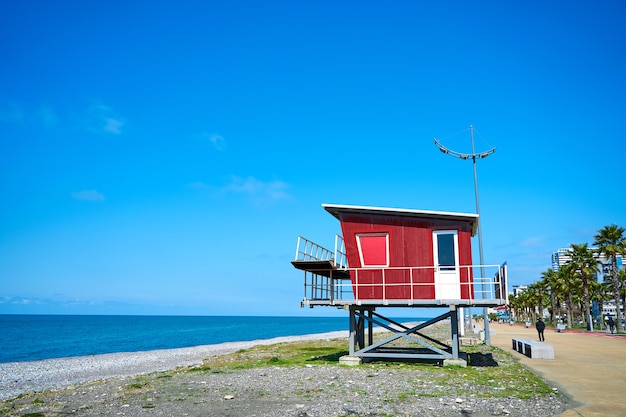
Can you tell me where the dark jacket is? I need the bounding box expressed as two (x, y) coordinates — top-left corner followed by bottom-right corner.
(536, 320), (545, 331)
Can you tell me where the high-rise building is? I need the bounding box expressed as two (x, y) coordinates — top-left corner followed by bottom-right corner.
(511, 285), (528, 297)
(551, 248), (572, 271)
(551, 247), (623, 283)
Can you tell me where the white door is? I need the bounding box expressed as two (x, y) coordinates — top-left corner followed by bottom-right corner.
(433, 230), (460, 299)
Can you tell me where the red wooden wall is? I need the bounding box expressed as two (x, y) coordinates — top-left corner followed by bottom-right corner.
(338, 212), (474, 300)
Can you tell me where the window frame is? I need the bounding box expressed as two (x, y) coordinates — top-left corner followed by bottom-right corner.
(355, 232), (390, 268)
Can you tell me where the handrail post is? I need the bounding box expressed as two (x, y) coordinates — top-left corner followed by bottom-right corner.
(295, 236), (302, 261)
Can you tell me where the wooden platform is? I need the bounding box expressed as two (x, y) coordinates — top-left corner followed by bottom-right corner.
(291, 260), (350, 279)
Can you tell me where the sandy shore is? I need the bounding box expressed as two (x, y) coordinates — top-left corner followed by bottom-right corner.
(0, 329), (352, 401)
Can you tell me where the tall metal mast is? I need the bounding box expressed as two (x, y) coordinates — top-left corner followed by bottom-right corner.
(434, 125), (495, 344)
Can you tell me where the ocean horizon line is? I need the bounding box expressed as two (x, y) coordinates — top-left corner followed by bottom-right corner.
(0, 315), (431, 364)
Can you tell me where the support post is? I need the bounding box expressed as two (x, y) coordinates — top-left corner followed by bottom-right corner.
(459, 307), (465, 337)
(367, 308), (374, 346)
(357, 310), (365, 349)
(450, 305), (459, 359)
(348, 306), (356, 355)
(484, 308), (491, 345)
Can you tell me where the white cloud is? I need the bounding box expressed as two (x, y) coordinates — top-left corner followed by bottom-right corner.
(0, 296), (42, 305)
(103, 117), (123, 134)
(0, 102), (59, 127)
(39, 105), (58, 127)
(196, 131), (226, 151)
(0, 101), (24, 124)
(187, 181), (210, 190)
(71, 190), (106, 201)
(209, 134), (225, 150)
(85, 102), (125, 135)
(518, 236), (546, 247)
(225, 176), (291, 205)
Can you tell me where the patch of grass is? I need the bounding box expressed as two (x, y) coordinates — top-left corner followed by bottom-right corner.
(412, 347), (554, 399)
(186, 365), (212, 372)
(124, 378), (150, 392)
(178, 337), (555, 400)
(196, 339), (350, 371)
(396, 390), (416, 401)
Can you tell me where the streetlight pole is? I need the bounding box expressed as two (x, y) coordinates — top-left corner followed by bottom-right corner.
(434, 125), (495, 345)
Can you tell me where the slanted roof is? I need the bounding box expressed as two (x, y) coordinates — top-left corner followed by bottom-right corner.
(322, 203), (479, 236)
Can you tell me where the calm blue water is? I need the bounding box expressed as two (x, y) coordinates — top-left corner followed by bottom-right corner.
(0, 315), (425, 363)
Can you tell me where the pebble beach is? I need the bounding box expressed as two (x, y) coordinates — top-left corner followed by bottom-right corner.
(0, 326), (570, 417)
(0, 330), (351, 401)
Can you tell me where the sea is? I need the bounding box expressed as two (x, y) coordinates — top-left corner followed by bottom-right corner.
(0, 315), (427, 364)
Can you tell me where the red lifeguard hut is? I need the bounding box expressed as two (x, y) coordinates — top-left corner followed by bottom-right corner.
(292, 204), (508, 364)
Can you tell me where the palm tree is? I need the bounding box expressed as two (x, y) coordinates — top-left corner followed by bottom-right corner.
(594, 225), (626, 333)
(524, 284), (537, 322)
(514, 290), (528, 322)
(590, 280), (611, 330)
(513, 288), (536, 324)
(508, 293), (520, 323)
(541, 269), (560, 324)
(618, 269), (626, 318)
(556, 263), (580, 328)
(533, 278), (549, 321)
(568, 243), (600, 330)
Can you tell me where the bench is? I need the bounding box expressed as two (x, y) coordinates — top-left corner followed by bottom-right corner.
(512, 338), (554, 359)
(556, 324), (566, 332)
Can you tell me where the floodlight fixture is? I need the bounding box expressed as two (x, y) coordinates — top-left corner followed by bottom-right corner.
(433, 125), (496, 345)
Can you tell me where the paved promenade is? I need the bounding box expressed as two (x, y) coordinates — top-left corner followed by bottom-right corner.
(487, 322), (626, 417)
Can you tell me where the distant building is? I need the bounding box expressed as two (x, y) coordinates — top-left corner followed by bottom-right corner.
(551, 247), (624, 321)
(551, 247), (624, 284)
(511, 285), (528, 297)
(551, 248), (571, 271)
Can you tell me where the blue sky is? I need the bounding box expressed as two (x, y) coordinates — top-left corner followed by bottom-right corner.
(1, 1), (625, 316)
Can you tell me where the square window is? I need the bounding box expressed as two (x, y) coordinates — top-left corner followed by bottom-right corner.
(356, 233), (389, 267)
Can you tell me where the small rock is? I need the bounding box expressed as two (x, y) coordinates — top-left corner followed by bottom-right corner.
(223, 395), (235, 400)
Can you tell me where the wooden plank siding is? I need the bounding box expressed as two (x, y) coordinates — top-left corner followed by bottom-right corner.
(336, 210), (475, 301)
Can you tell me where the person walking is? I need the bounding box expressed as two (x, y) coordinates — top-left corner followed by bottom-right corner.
(607, 316), (615, 334)
(536, 317), (546, 341)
